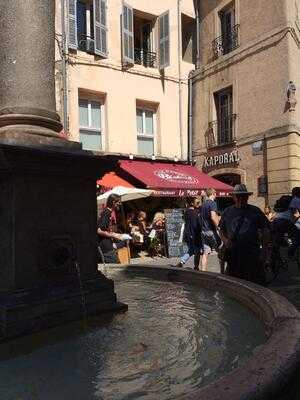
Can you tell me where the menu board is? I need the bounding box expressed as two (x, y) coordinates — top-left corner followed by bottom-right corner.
(164, 209), (188, 258)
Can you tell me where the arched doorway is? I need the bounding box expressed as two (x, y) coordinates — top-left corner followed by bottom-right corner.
(214, 173), (241, 211)
(214, 173), (241, 186)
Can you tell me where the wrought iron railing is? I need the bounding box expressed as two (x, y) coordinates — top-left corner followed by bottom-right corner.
(134, 48), (157, 68)
(77, 34), (95, 53)
(212, 24), (240, 58)
(206, 114), (237, 149)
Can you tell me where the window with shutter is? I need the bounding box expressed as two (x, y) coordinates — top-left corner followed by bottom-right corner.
(158, 11), (170, 69)
(68, 0), (78, 49)
(122, 3), (134, 64)
(94, 0), (108, 57)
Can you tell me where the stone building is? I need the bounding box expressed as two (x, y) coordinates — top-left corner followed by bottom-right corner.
(192, 0), (300, 208)
(55, 0), (196, 162)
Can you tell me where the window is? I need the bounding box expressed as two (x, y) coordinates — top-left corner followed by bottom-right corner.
(121, 6), (169, 69)
(212, 3), (239, 58)
(220, 5), (236, 54)
(134, 19), (156, 68)
(68, 0), (107, 57)
(136, 108), (155, 156)
(79, 99), (102, 151)
(214, 87), (235, 145)
(181, 14), (196, 65)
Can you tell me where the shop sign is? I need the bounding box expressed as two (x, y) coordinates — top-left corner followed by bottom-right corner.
(152, 189), (229, 197)
(252, 140), (263, 155)
(154, 169), (199, 185)
(203, 150), (239, 169)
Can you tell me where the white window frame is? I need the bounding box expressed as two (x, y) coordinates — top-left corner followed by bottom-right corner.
(79, 98), (105, 151)
(136, 107), (156, 156)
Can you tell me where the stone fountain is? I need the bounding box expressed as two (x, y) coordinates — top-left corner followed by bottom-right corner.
(0, 0), (126, 339)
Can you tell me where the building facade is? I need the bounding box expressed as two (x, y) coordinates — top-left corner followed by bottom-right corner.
(192, 0), (300, 208)
(55, 0), (196, 162)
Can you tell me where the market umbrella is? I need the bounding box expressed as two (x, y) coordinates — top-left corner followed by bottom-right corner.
(97, 186), (153, 205)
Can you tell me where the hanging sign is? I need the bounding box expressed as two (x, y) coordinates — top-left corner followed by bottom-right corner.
(203, 150), (240, 169)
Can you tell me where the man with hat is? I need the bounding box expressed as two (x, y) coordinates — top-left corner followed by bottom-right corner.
(219, 184), (270, 284)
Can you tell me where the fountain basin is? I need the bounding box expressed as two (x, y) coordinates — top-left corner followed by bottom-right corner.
(102, 265), (300, 400)
(0, 265), (299, 400)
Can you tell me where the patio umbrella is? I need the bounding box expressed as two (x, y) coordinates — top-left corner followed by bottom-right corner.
(97, 186), (153, 205)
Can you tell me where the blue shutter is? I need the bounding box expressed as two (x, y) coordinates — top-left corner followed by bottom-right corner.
(158, 11), (170, 69)
(122, 3), (134, 64)
(68, 0), (78, 49)
(94, 0), (108, 57)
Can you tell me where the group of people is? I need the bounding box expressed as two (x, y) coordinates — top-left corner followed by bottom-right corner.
(97, 194), (167, 263)
(175, 188), (221, 271)
(175, 184), (300, 286)
(97, 185), (300, 285)
(126, 210), (166, 256)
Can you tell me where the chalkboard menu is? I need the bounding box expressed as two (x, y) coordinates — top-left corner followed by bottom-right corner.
(164, 209), (188, 258)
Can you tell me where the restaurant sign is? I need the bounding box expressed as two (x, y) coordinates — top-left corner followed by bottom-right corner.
(203, 150), (240, 169)
(152, 188), (229, 197)
(154, 169), (199, 185)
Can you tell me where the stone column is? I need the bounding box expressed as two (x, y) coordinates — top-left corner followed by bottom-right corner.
(0, 0), (64, 144)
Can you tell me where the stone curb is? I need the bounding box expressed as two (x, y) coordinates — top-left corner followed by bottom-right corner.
(107, 264), (300, 400)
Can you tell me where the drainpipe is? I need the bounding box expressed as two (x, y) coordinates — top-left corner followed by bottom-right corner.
(187, 0), (200, 164)
(194, 0), (201, 68)
(177, 0), (184, 160)
(61, 0), (69, 131)
(188, 72), (193, 164)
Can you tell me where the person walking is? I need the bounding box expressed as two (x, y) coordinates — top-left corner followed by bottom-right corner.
(175, 197), (203, 270)
(219, 184), (270, 285)
(200, 188), (221, 271)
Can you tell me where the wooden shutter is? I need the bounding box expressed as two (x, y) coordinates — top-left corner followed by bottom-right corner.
(94, 0), (108, 57)
(158, 11), (170, 69)
(122, 3), (134, 64)
(68, 0), (78, 49)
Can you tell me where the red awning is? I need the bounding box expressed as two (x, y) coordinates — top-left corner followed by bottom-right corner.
(119, 160), (232, 197)
(97, 171), (134, 190)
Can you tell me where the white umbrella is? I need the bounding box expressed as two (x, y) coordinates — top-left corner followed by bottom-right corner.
(97, 186), (153, 205)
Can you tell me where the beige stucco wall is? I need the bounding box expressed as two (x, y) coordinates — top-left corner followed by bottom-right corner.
(192, 0), (300, 207)
(55, 0), (196, 160)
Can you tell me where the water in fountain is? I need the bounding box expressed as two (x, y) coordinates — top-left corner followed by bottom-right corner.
(0, 268), (267, 400)
(74, 261), (88, 323)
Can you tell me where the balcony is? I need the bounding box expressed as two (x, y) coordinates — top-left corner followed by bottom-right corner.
(134, 48), (157, 68)
(206, 114), (237, 149)
(212, 25), (240, 59)
(77, 34), (95, 54)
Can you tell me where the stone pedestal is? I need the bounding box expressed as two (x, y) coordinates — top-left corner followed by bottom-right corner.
(0, 0), (127, 339)
(0, 144), (127, 339)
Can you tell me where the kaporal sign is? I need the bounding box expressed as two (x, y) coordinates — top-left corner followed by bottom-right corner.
(203, 150), (240, 169)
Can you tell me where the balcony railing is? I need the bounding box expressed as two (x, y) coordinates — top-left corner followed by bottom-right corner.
(206, 114), (237, 149)
(212, 25), (240, 59)
(78, 34), (95, 54)
(134, 48), (157, 68)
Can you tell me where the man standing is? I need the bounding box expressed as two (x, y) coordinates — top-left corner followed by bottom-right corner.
(219, 184), (270, 285)
(201, 188), (221, 271)
(97, 194), (131, 263)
